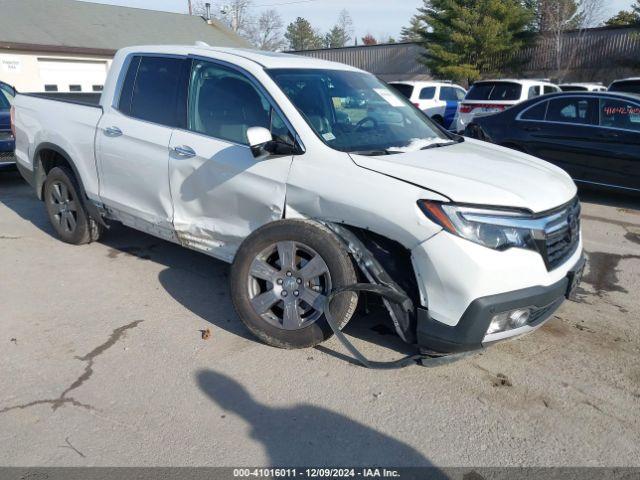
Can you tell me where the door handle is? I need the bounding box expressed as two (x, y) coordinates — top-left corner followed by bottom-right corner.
(104, 126), (123, 137)
(172, 145), (196, 158)
(523, 126), (542, 132)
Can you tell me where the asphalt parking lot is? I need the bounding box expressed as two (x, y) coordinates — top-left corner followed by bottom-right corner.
(1, 168), (639, 467)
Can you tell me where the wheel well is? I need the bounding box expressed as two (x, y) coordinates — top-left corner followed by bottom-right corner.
(34, 148), (74, 199)
(340, 224), (421, 307)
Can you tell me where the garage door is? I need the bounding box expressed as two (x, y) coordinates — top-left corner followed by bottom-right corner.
(38, 58), (108, 93)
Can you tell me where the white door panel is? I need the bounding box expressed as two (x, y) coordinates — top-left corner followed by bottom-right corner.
(96, 111), (174, 228)
(169, 131), (292, 262)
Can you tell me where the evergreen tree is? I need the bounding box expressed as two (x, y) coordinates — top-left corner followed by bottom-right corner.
(416, 0), (533, 84)
(285, 17), (323, 51)
(400, 15), (426, 42)
(323, 10), (353, 48)
(605, 0), (640, 26)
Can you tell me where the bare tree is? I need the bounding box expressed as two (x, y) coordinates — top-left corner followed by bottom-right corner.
(193, 0), (254, 37)
(536, 0), (605, 81)
(248, 9), (287, 51)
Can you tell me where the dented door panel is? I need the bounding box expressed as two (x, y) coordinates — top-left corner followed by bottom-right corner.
(169, 130), (292, 262)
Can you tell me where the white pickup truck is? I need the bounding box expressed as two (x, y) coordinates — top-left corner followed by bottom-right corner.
(13, 45), (585, 356)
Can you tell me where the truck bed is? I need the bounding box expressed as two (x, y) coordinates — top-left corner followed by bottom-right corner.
(23, 92), (102, 107)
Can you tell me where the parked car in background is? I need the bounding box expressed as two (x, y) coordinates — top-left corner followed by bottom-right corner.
(13, 45), (584, 356)
(465, 92), (640, 193)
(559, 83), (607, 92)
(609, 78), (640, 94)
(389, 81), (467, 130)
(0, 82), (16, 169)
(455, 79), (561, 133)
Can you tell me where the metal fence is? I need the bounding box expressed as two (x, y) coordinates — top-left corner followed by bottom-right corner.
(292, 26), (640, 84)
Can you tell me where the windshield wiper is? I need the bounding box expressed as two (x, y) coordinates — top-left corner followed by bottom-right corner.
(420, 141), (457, 150)
(351, 149), (400, 156)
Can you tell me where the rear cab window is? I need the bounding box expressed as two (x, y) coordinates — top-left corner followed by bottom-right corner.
(466, 82), (522, 101)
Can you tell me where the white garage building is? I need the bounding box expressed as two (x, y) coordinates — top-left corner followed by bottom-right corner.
(0, 0), (249, 93)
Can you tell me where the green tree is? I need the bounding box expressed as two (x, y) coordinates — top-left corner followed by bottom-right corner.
(400, 15), (426, 42)
(605, 0), (640, 26)
(416, 0), (534, 84)
(285, 17), (323, 51)
(323, 10), (353, 48)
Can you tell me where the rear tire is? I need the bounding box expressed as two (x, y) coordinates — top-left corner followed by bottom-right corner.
(230, 220), (358, 349)
(43, 166), (102, 245)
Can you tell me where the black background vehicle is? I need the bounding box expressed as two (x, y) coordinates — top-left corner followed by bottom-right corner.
(465, 92), (640, 193)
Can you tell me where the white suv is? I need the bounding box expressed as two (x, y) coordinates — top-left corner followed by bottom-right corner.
(389, 81), (466, 130)
(455, 79), (561, 133)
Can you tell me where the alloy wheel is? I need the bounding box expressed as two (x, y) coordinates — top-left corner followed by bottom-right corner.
(247, 241), (332, 331)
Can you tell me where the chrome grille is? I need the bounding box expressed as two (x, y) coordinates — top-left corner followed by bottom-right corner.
(0, 151), (15, 164)
(536, 198), (581, 271)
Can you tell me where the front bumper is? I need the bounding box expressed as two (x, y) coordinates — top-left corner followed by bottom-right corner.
(416, 256), (585, 354)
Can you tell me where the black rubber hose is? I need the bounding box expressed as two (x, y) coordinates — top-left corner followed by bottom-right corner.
(323, 284), (427, 369)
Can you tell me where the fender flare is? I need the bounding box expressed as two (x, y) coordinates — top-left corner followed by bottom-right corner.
(33, 142), (108, 227)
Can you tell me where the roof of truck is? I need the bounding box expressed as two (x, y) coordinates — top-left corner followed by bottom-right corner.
(119, 45), (363, 72)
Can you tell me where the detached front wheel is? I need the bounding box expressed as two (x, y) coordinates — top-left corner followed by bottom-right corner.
(230, 220), (358, 349)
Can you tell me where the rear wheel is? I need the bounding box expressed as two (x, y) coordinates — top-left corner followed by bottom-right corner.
(230, 220), (358, 349)
(43, 166), (102, 245)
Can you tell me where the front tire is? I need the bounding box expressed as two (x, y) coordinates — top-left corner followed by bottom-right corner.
(230, 220), (358, 349)
(43, 166), (102, 245)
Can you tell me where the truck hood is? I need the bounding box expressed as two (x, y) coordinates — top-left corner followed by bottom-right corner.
(350, 139), (577, 213)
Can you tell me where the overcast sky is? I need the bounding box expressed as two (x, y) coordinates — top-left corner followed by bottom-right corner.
(79, 0), (636, 41)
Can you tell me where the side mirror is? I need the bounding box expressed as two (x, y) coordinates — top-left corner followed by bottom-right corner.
(247, 126), (302, 158)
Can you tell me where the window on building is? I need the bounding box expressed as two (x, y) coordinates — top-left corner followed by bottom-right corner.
(69, 85), (82, 92)
(44, 85), (59, 92)
(92, 85), (104, 92)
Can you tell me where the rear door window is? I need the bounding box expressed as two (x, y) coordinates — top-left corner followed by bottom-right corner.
(528, 86), (541, 98)
(600, 98), (640, 132)
(420, 87), (436, 100)
(466, 82), (522, 101)
(121, 55), (188, 128)
(546, 97), (597, 125)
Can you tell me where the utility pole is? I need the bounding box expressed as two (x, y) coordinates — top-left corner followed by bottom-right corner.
(188, 0), (193, 15)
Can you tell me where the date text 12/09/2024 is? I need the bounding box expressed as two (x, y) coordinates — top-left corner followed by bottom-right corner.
(233, 469), (402, 478)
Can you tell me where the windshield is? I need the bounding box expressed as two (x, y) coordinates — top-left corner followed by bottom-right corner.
(267, 69), (451, 154)
(466, 82), (522, 101)
(609, 81), (640, 94)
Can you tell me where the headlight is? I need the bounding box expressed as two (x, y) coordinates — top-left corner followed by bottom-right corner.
(418, 200), (538, 252)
